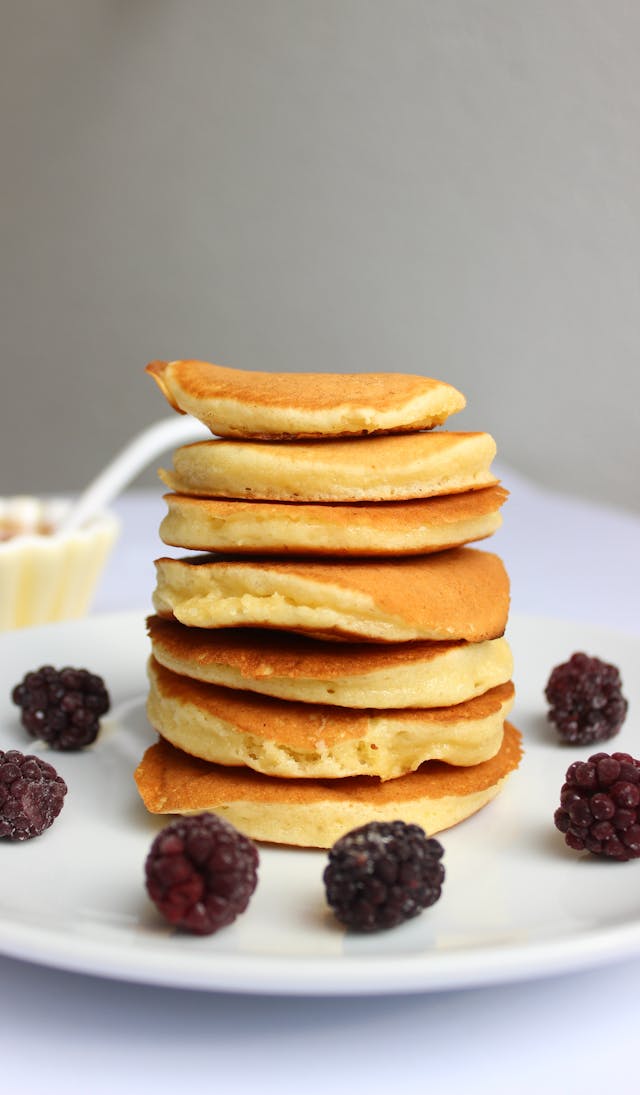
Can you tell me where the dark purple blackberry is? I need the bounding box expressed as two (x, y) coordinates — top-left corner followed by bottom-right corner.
(0, 749), (67, 840)
(12, 665), (110, 750)
(323, 819), (445, 932)
(555, 752), (640, 861)
(545, 652), (627, 745)
(145, 813), (259, 935)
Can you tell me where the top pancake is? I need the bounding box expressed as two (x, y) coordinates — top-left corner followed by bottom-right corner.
(146, 359), (466, 439)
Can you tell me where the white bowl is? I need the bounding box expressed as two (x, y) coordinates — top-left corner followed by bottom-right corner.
(0, 497), (119, 630)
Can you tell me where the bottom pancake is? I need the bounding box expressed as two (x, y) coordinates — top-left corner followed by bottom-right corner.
(134, 722), (522, 848)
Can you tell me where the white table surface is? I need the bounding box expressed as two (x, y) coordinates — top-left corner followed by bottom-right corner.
(2, 468), (640, 1095)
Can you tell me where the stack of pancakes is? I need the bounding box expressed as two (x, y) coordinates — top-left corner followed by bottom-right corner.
(135, 359), (522, 848)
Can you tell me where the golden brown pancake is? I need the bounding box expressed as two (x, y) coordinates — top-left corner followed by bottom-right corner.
(146, 656), (515, 780)
(152, 547), (510, 642)
(159, 431), (498, 502)
(146, 359), (466, 439)
(134, 722), (523, 847)
(147, 615), (514, 708)
(159, 485), (508, 556)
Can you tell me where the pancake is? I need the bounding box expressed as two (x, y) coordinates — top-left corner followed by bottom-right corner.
(147, 616), (514, 709)
(134, 722), (523, 847)
(146, 359), (466, 439)
(159, 485), (508, 556)
(159, 431), (498, 503)
(147, 656), (515, 779)
(152, 547), (510, 642)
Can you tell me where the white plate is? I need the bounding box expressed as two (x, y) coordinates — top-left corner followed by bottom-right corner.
(0, 612), (639, 996)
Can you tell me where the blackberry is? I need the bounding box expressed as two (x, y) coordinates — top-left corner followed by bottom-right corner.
(12, 665), (110, 750)
(145, 813), (259, 935)
(555, 752), (640, 860)
(0, 749), (67, 840)
(545, 652), (628, 745)
(323, 819), (445, 932)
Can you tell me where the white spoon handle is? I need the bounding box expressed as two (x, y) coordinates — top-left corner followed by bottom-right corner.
(58, 417), (210, 533)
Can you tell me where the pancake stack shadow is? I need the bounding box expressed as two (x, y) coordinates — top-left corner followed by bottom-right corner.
(135, 359), (522, 847)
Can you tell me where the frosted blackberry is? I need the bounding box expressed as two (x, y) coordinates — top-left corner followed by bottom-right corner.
(545, 652), (627, 745)
(145, 813), (259, 935)
(555, 752), (640, 860)
(324, 819), (445, 932)
(0, 749), (67, 840)
(12, 665), (110, 750)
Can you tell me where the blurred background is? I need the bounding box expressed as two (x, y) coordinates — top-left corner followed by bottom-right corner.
(1, 1), (639, 512)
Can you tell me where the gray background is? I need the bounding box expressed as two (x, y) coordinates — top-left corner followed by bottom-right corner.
(2, 1), (639, 512)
